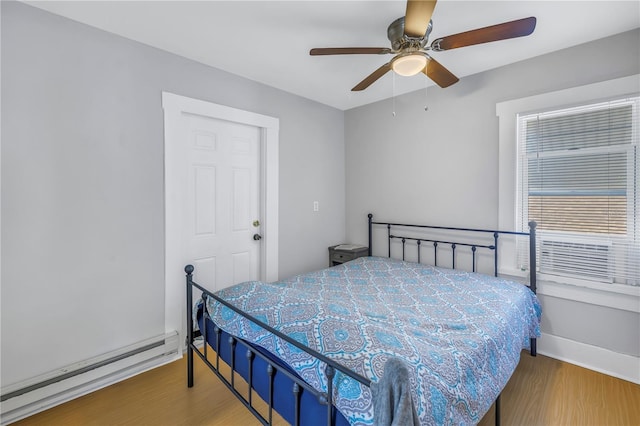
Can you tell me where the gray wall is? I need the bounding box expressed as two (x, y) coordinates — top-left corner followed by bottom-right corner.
(345, 29), (640, 359)
(1, 1), (345, 386)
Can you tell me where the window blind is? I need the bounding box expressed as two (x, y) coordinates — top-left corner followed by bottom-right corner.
(516, 97), (639, 286)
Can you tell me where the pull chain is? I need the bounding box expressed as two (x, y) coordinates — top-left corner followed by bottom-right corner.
(392, 72), (396, 117)
(424, 84), (429, 112)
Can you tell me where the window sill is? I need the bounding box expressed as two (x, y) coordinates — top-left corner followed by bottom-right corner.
(536, 275), (640, 313)
(500, 269), (639, 313)
(495, 269), (640, 313)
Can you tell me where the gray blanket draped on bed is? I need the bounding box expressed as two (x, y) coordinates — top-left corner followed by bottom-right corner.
(371, 358), (420, 426)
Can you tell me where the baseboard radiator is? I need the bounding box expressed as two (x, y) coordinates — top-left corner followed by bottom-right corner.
(0, 332), (180, 425)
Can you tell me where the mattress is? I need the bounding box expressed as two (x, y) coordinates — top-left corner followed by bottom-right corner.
(203, 256), (541, 425)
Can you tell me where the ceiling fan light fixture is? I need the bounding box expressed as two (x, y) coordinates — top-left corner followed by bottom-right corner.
(391, 53), (428, 76)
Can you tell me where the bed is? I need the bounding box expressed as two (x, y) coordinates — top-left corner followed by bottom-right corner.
(186, 214), (541, 426)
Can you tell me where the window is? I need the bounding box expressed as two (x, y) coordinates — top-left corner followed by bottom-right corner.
(516, 97), (639, 286)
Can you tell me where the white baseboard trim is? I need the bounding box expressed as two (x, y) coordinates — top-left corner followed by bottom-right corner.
(538, 332), (640, 385)
(1, 332), (181, 425)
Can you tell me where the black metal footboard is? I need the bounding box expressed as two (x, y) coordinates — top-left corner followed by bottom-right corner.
(185, 265), (370, 426)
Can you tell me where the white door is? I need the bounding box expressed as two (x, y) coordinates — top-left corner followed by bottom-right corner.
(185, 114), (261, 290)
(163, 92), (279, 350)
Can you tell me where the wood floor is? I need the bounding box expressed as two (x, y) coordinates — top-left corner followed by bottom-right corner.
(13, 352), (640, 426)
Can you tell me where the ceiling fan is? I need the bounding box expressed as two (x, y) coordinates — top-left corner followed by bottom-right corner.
(310, 0), (536, 91)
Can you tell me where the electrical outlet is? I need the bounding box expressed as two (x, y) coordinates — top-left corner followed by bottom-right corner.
(313, 201), (319, 212)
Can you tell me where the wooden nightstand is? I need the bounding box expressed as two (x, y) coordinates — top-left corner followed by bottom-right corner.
(328, 244), (369, 266)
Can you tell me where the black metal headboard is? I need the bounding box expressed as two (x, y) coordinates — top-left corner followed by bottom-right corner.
(367, 213), (537, 294)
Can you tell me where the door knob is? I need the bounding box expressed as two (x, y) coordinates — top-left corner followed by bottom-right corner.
(253, 234), (262, 241)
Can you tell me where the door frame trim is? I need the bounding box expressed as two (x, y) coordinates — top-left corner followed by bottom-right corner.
(162, 92), (279, 348)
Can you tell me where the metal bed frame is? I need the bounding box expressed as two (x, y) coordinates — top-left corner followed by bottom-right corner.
(185, 213), (538, 426)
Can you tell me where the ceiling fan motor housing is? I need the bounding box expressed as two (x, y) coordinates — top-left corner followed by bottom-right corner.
(387, 17), (432, 51)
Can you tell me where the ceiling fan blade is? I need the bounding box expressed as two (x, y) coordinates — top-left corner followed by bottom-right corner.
(404, 0), (438, 38)
(431, 17), (536, 51)
(424, 56), (459, 88)
(310, 47), (392, 55)
(352, 63), (392, 91)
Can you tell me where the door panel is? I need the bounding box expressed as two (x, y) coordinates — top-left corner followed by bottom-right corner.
(194, 166), (216, 235)
(232, 168), (252, 231)
(232, 251), (252, 284)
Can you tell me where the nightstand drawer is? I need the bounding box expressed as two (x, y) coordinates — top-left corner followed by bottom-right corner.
(331, 251), (358, 263)
(328, 245), (369, 266)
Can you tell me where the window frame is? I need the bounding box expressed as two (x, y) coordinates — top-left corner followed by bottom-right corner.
(515, 98), (638, 286)
(497, 75), (640, 312)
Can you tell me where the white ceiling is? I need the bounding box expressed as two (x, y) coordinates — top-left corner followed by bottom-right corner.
(25, 1), (640, 110)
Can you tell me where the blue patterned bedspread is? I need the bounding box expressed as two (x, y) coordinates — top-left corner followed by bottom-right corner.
(205, 256), (541, 425)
